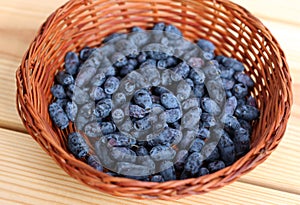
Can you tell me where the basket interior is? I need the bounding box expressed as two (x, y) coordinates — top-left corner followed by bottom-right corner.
(17, 0), (291, 199)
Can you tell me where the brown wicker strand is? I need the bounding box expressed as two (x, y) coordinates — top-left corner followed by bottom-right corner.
(16, 0), (292, 200)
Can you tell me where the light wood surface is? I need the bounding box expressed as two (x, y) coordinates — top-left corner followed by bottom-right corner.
(0, 0), (299, 204)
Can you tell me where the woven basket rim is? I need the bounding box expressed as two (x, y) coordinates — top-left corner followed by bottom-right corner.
(16, 0), (293, 200)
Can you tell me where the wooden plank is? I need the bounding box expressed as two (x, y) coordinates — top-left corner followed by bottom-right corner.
(231, 0), (300, 26)
(0, 0), (300, 200)
(0, 128), (299, 205)
(0, 58), (25, 132)
(0, 0), (69, 132)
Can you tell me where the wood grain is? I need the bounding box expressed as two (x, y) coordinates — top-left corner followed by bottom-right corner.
(232, 0), (300, 26)
(0, 0), (300, 204)
(0, 128), (299, 205)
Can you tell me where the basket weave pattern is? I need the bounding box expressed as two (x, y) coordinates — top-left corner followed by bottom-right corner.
(16, 0), (292, 200)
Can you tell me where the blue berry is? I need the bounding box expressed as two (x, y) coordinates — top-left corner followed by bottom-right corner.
(233, 127), (250, 157)
(94, 98), (112, 118)
(100, 121), (116, 135)
(133, 88), (153, 110)
(159, 161), (176, 181)
(67, 85), (89, 105)
(139, 59), (157, 70)
(224, 115), (241, 132)
(152, 86), (169, 96)
(84, 122), (103, 138)
(165, 24), (182, 39)
(79, 47), (94, 61)
(198, 167), (209, 177)
(150, 145), (176, 161)
(239, 119), (252, 133)
(184, 152), (203, 176)
(208, 160), (225, 173)
(220, 68), (235, 79)
(111, 52), (128, 68)
(202, 142), (220, 162)
(181, 107), (202, 129)
(201, 113), (216, 128)
(157, 59), (167, 69)
(91, 72), (106, 87)
(131, 26), (144, 32)
(197, 127), (210, 140)
(222, 58), (245, 72)
(189, 138), (205, 153)
(55, 98), (68, 108)
(67, 132), (89, 158)
(165, 108), (182, 123)
(139, 156), (156, 173)
(87, 155), (103, 171)
(188, 57), (205, 69)
(51, 84), (66, 99)
(119, 64), (134, 77)
(185, 78), (194, 89)
(129, 104), (147, 118)
(166, 56), (178, 67)
(226, 90), (233, 97)
(48, 102), (69, 129)
(233, 83), (248, 99)
(128, 58), (138, 67)
(214, 55), (227, 64)
(116, 162), (150, 176)
(174, 149), (189, 171)
(89, 86), (106, 101)
(56, 71), (74, 86)
(194, 84), (206, 98)
(197, 39), (215, 53)
(135, 146), (149, 156)
(146, 50), (169, 60)
(201, 97), (221, 115)
(237, 98), (246, 107)
(94, 140), (114, 167)
(160, 92), (179, 109)
(218, 131), (236, 165)
(224, 96), (238, 116)
(152, 22), (165, 31)
(102, 33), (125, 43)
(65, 51), (80, 75)
(246, 96), (257, 107)
(171, 61), (190, 78)
(105, 66), (117, 77)
(203, 52), (214, 60)
(189, 68), (205, 85)
(151, 175), (165, 182)
(104, 76), (120, 94)
(179, 130), (196, 149)
(133, 116), (151, 131)
(148, 127), (182, 147)
(137, 52), (147, 63)
(65, 101), (78, 122)
(235, 105), (259, 121)
(106, 133), (136, 147)
(180, 170), (190, 180)
(222, 78), (235, 90)
(234, 72), (254, 87)
(110, 147), (136, 163)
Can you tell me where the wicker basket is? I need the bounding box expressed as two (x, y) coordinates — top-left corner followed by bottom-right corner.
(16, 0), (292, 200)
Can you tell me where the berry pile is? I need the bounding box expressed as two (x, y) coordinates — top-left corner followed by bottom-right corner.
(49, 22), (259, 182)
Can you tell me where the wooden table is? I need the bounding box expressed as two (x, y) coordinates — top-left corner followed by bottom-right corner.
(0, 0), (299, 204)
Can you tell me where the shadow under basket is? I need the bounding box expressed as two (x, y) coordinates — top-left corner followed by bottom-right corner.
(16, 0), (292, 200)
